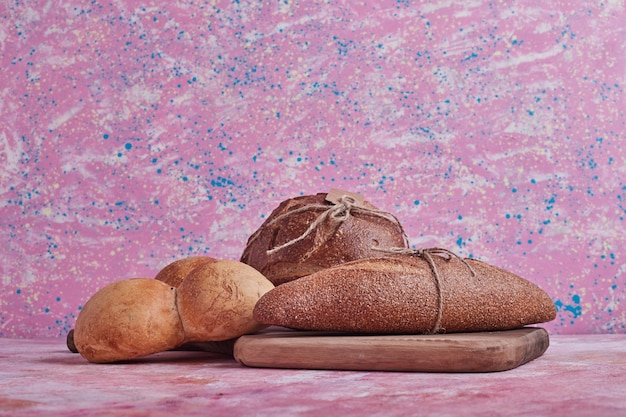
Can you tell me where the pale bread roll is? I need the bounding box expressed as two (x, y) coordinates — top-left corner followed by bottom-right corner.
(241, 193), (408, 285)
(176, 260), (275, 341)
(253, 253), (556, 334)
(74, 278), (185, 363)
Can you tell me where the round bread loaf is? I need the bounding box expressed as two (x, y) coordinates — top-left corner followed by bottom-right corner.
(240, 192), (408, 285)
(155, 256), (217, 287)
(74, 278), (186, 363)
(176, 259), (275, 341)
(253, 252), (557, 334)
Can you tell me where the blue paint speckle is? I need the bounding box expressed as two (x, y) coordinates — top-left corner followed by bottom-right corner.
(555, 294), (582, 320)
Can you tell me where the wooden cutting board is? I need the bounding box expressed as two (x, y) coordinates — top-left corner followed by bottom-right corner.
(230, 327), (549, 373)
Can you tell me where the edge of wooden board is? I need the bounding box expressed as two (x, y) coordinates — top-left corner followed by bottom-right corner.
(233, 327), (550, 373)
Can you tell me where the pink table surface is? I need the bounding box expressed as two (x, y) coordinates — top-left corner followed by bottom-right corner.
(1, 334), (625, 417)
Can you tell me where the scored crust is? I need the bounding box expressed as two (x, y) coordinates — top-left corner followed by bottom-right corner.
(155, 256), (218, 287)
(240, 193), (408, 285)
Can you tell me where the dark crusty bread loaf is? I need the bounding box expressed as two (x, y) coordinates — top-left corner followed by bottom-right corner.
(253, 252), (556, 334)
(240, 193), (408, 285)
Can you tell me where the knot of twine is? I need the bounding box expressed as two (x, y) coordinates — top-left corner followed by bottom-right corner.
(373, 246), (476, 334)
(246, 195), (409, 258)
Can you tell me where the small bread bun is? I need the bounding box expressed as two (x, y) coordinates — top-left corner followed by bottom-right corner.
(155, 256), (217, 287)
(74, 278), (185, 363)
(176, 260), (275, 342)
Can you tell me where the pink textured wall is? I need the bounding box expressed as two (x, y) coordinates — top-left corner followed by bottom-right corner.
(1, 1), (624, 337)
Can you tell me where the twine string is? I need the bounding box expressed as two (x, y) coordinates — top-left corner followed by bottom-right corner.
(266, 196), (354, 256)
(373, 246), (476, 334)
(244, 195), (410, 257)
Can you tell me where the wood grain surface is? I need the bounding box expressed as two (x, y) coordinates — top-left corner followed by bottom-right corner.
(232, 327), (549, 372)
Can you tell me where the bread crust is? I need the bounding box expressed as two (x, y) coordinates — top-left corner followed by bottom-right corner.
(74, 278), (185, 363)
(155, 256), (217, 287)
(241, 193), (408, 285)
(176, 260), (275, 341)
(253, 254), (557, 334)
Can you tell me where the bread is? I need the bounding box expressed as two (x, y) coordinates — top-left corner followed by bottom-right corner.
(176, 260), (275, 341)
(241, 192), (409, 285)
(74, 278), (186, 363)
(253, 251), (557, 334)
(73, 260), (275, 363)
(155, 256), (217, 287)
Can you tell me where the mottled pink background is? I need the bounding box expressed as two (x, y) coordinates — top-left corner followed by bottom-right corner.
(1, 1), (624, 338)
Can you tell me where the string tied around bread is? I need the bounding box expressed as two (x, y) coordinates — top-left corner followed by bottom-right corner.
(373, 246), (476, 334)
(245, 195), (409, 259)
